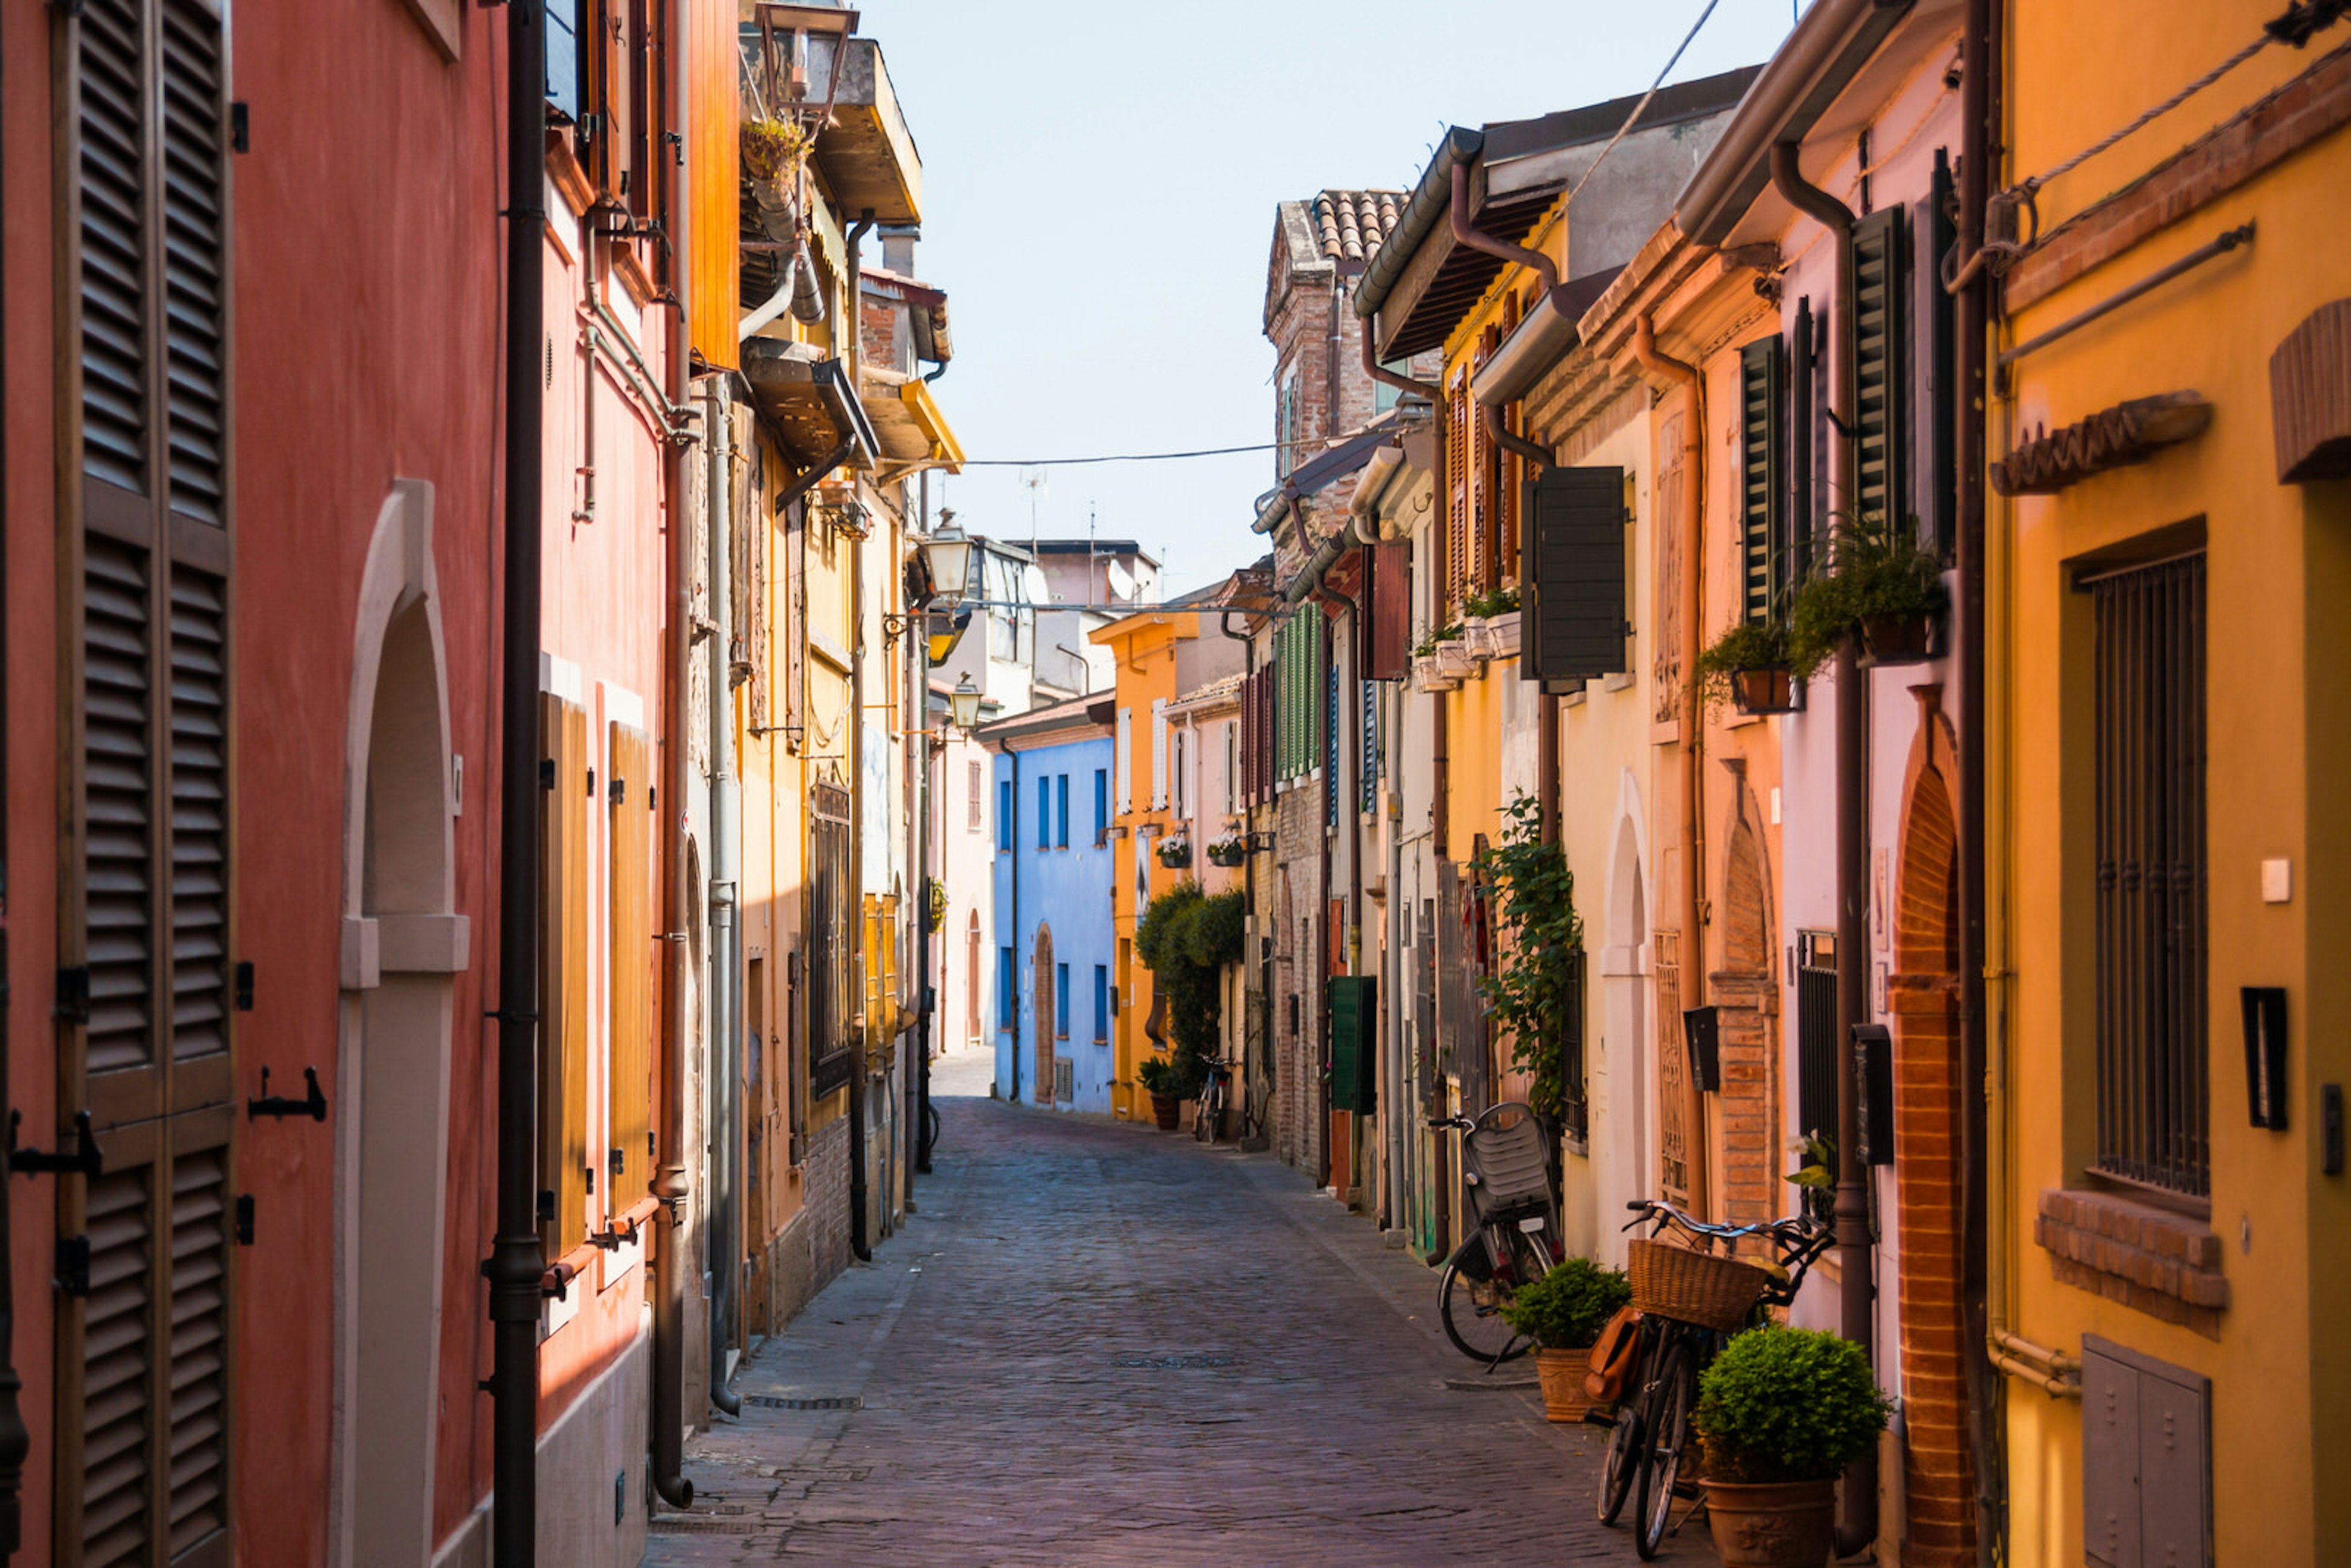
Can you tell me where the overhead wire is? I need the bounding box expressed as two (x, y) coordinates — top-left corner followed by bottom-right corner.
(1562, 0), (1727, 211)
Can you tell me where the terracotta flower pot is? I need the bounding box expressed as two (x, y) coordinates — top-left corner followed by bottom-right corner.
(1700, 1476), (1837, 1567)
(1534, 1346), (1599, 1424)
(1859, 613), (1933, 666)
(1729, 666), (1797, 715)
(1149, 1092), (1182, 1131)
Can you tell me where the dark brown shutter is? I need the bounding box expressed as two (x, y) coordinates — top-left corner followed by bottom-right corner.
(62, 6), (236, 1557)
(1520, 466), (1627, 683)
(1739, 336), (1785, 623)
(1851, 204), (1907, 530)
(1366, 540), (1412, 681)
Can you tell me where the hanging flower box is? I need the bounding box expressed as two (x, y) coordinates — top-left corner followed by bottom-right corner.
(1156, 838), (1193, 870)
(1412, 656), (1461, 694)
(1487, 613), (1522, 659)
(1433, 640), (1476, 680)
(1729, 666), (1799, 716)
(1205, 838), (1248, 868)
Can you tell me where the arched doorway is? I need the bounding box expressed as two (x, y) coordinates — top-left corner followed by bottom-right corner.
(1033, 923), (1056, 1107)
(1889, 689), (1974, 1566)
(1596, 773), (1651, 1266)
(332, 484), (462, 1567)
(1713, 778), (1779, 1223)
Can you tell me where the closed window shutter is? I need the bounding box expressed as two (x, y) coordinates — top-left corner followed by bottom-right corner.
(1739, 336), (1786, 623)
(1366, 539), (1411, 681)
(1851, 205), (1907, 531)
(1520, 467), (1629, 682)
(1445, 370), (1469, 615)
(540, 695), (591, 1254)
(62, 7), (238, 1558)
(591, 0), (636, 201)
(607, 724), (655, 1208)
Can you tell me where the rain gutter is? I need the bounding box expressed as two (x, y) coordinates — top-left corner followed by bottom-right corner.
(1355, 126), (1485, 323)
(1676, 0), (1916, 245)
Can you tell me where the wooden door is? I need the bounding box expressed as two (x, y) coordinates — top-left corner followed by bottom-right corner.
(1032, 925), (1055, 1106)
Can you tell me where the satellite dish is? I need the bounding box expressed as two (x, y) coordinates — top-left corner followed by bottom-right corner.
(1023, 564), (1051, 605)
(1104, 560), (1136, 601)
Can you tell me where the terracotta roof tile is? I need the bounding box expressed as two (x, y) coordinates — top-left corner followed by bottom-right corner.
(1312, 189), (1406, 265)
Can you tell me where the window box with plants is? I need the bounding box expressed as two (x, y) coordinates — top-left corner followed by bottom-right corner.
(1155, 837), (1192, 870)
(1461, 587), (1521, 661)
(1693, 1326), (1891, 1567)
(1697, 620), (1806, 717)
(1788, 511), (1945, 670)
(1205, 836), (1248, 868)
(1412, 623), (1468, 691)
(1497, 1257), (1631, 1423)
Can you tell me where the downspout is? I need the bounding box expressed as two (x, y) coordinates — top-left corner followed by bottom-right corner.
(844, 210), (876, 1264)
(1223, 612), (1259, 1131)
(1362, 318), (1438, 403)
(488, 1), (550, 1559)
(650, 0), (696, 1504)
(1770, 138), (1878, 1554)
(1385, 680), (1406, 1231)
(1957, 0), (2005, 1558)
(0, 40), (21, 1544)
(1631, 313), (1711, 1223)
(917, 473), (935, 1175)
(705, 383), (743, 1418)
(1008, 743), (1021, 1103)
(1317, 609), (1334, 1188)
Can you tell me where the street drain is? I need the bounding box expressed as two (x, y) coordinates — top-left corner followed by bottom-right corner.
(1112, 1354), (1239, 1370)
(743, 1394), (863, 1410)
(651, 1517), (758, 1535)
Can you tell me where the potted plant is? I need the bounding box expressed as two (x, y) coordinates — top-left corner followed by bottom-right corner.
(1205, 836), (1248, 868)
(1783, 1131), (1835, 1226)
(1498, 1258), (1631, 1422)
(1696, 620), (1810, 716)
(1693, 1327), (1891, 1567)
(1156, 836), (1192, 870)
(1788, 511), (1945, 672)
(1136, 1056), (1185, 1130)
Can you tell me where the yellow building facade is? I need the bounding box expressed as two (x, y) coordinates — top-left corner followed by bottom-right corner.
(1993, 8), (2351, 1562)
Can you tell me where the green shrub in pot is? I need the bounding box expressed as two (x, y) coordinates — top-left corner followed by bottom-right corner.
(1496, 1257), (1630, 1349)
(1694, 1326), (1891, 1484)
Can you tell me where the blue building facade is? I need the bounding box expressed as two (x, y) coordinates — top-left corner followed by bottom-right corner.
(978, 695), (1117, 1111)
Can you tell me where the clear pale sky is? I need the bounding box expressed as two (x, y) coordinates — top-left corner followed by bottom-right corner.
(879, 1), (1809, 596)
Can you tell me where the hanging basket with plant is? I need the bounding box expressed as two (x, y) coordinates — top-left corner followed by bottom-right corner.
(1498, 1258), (1632, 1423)
(1787, 510), (1946, 673)
(1205, 836), (1248, 868)
(740, 116), (809, 186)
(1693, 1327), (1892, 1567)
(1696, 621), (1807, 716)
(1156, 838), (1193, 870)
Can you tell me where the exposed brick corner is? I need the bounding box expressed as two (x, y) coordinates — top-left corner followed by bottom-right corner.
(2034, 1187), (2228, 1340)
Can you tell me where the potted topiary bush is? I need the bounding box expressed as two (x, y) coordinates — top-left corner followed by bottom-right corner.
(1497, 1258), (1632, 1423)
(1136, 1054), (1187, 1130)
(1693, 1326), (1892, 1567)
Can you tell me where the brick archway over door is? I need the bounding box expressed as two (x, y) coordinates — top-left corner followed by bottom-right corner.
(1710, 780), (1779, 1225)
(1888, 688), (1974, 1566)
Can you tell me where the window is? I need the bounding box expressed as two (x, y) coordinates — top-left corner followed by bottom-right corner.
(1094, 966), (1109, 1042)
(1796, 932), (1838, 1143)
(1092, 769), (1108, 844)
(1172, 728), (1188, 818)
(607, 723), (656, 1212)
(1150, 698), (1169, 809)
(1738, 336), (1787, 623)
(1115, 707), (1133, 812)
(998, 946), (1016, 1030)
(1276, 366), (1301, 479)
(1223, 722), (1237, 816)
(810, 784), (857, 1098)
(1037, 776), (1051, 850)
(1056, 773), (1070, 849)
(997, 779), (1013, 852)
(968, 759), (983, 832)
(2091, 553), (2208, 1197)
(1056, 964), (1071, 1040)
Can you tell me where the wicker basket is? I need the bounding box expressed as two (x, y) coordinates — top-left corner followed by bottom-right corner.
(1628, 1239), (1769, 1334)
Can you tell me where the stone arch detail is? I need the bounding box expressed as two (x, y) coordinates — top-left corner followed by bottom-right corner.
(1709, 773), (1779, 1223)
(1888, 685), (1974, 1566)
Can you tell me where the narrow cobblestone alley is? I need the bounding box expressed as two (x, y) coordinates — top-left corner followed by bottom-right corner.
(644, 1054), (1689, 1566)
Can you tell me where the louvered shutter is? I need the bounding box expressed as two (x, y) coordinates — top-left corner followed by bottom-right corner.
(540, 696), (591, 1255)
(1366, 540), (1412, 681)
(1739, 336), (1786, 623)
(1521, 467), (1629, 683)
(1444, 370), (1469, 616)
(607, 725), (656, 1207)
(1851, 205), (1908, 533)
(62, 7), (238, 1559)
(588, 0), (636, 202)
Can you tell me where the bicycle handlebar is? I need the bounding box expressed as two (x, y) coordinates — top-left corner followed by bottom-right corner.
(1622, 1196), (1821, 1245)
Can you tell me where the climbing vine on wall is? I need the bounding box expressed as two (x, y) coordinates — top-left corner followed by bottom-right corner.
(1472, 794), (1585, 1122)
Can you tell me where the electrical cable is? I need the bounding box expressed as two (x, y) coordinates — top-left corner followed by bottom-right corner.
(1562, 0), (1726, 212)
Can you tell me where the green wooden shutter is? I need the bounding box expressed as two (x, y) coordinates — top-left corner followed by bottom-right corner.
(1851, 205), (1907, 531)
(1328, 975), (1376, 1113)
(1738, 337), (1785, 622)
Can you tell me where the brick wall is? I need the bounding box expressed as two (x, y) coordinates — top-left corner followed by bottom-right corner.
(806, 1114), (852, 1297)
(1274, 786), (1325, 1180)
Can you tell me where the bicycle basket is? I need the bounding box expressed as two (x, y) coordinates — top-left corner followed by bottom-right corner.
(1627, 1238), (1770, 1334)
(1464, 1111), (1551, 1215)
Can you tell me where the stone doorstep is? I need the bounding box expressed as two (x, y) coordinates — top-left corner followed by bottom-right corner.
(2035, 1185), (2229, 1338)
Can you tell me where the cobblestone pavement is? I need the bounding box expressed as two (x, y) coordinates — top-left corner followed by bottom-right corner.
(645, 1052), (1697, 1565)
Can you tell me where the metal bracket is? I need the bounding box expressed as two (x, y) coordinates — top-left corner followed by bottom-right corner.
(248, 1065), (329, 1122)
(10, 1109), (103, 1179)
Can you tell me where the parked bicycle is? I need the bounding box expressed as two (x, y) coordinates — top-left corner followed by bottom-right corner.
(1194, 1056), (1238, 1143)
(1425, 1101), (1560, 1368)
(1595, 1198), (1834, 1559)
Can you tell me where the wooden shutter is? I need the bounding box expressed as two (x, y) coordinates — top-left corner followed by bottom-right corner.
(809, 784), (855, 1099)
(1328, 976), (1376, 1113)
(1928, 154), (1958, 553)
(1739, 336), (1785, 623)
(587, 0), (635, 201)
(1851, 204), (1908, 531)
(607, 724), (655, 1207)
(60, 7), (238, 1558)
(1366, 540), (1412, 681)
(539, 695), (590, 1255)
(1520, 466), (1628, 683)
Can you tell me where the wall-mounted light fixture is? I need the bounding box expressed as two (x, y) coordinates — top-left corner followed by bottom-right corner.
(1682, 1006), (1722, 1093)
(2242, 986), (2289, 1129)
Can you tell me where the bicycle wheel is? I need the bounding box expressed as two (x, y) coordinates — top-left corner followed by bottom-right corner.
(1194, 1081), (1220, 1143)
(924, 1101), (941, 1155)
(1597, 1394), (1646, 1525)
(1633, 1339), (1697, 1560)
(1438, 1236), (1531, 1365)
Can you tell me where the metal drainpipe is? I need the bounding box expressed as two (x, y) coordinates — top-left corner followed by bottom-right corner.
(845, 210), (876, 1264)
(1361, 317), (1439, 403)
(0, 38), (22, 1540)
(1221, 610), (1259, 1125)
(650, 0), (696, 1504)
(1385, 679), (1406, 1232)
(706, 382), (743, 1417)
(1957, 0), (2005, 1556)
(1316, 607), (1335, 1188)
(488, 4), (550, 1561)
(1007, 743), (1021, 1103)
(1631, 313), (1711, 1224)
(1769, 138), (1877, 1555)
(917, 473), (935, 1175)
